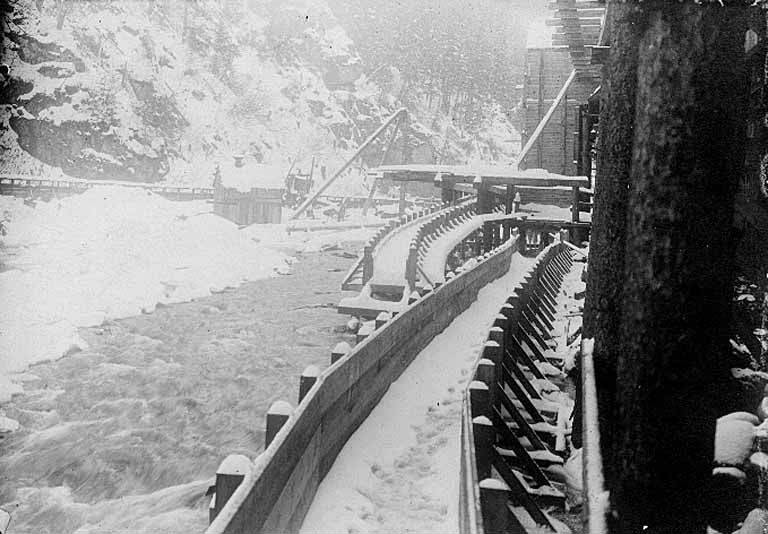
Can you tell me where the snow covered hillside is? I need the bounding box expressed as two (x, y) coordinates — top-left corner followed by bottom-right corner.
(0, 0), (521, 186)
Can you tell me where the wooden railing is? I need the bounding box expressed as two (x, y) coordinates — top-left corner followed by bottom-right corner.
(0, 174), (215, 200)
(340, 197), (475, 291)
(459, 240), (577, 533)
(206, 231), (520, 534)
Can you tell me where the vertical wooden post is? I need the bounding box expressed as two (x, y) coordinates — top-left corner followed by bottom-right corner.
(476, 357), (497, 408)
(299, 365), (319, 403)
(469, 381), (490, 418)
(210, 454), (251, 524)
(505, 184), (515, 214)
(571, 185), (580, 223)
(406, 244), (418, 289)
(363, 245), (374, 284)
(473, 416), (495, 480)
(265, 400), (293, 448)
(398, 184), (407, 215)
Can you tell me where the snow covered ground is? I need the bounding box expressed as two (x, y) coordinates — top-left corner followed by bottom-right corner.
(300, 253), (535, 534)
(0, 187), (374, 403)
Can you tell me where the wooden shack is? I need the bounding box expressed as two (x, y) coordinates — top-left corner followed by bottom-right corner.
(213, 156), (285, 225)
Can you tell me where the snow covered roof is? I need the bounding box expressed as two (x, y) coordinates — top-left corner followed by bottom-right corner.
(219, 161), (286, 192)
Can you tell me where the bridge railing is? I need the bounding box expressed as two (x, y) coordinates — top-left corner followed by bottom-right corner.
(0, 174), (215, 200)
(205, 227), (519, 534)
(459, 239), (577, 534)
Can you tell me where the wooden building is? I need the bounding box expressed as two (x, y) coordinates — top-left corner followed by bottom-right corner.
(213, 156), (285, 225)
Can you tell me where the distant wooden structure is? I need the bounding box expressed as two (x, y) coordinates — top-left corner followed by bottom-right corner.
(520, 0), (606, 175)
(213, 156), (284, 225)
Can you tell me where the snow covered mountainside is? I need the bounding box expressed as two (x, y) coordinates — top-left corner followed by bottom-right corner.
(0, 0), (520, 184)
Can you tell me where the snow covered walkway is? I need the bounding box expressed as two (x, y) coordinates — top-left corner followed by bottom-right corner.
(300, 253), (535, 534)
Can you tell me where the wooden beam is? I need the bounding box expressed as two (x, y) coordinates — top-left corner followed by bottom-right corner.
(291, 108), (407, 220)
(517, 69), (577, 168)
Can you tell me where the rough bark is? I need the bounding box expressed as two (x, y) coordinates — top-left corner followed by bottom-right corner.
(579, 2), (642, 471)
(612, 4), (748, 533)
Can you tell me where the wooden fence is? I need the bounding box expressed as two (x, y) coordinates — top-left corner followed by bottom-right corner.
(206, 231), (520, 534)
(458, 240), (577, 534)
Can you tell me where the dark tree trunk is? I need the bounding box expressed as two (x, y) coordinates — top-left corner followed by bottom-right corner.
(612, 4), (748, 533)
(580, 2), (643, 476)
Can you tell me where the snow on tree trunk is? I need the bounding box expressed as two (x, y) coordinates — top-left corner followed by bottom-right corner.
(612, 4), (748, 533)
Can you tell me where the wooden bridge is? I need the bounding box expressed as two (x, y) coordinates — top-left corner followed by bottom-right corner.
(0, 174), (216, 201)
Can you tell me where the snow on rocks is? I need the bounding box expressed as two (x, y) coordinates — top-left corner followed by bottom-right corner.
(732, 508), (768, 534)
(300, 253), (535, 534)
(714, 414), (758, 465)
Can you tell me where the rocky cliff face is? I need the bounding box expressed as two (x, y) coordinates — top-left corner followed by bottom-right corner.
(0, 0), (520, 184)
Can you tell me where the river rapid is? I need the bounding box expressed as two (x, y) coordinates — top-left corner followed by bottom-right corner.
(0, 246), (359, 534)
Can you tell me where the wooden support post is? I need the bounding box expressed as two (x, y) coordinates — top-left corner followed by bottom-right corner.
(265, 400), (293, 448)
(473, 417), (495, 479)
(210, 454), (251, 524)
(398, 184), (407, 215)
(505, 184), (515, 214)
(572, 187), (580, 227)
(469, 380), (490, 418)
(488, 327), (505, 362)
(331, 341), (351, 364)
(406, 245), (418, 289)
(299, 365), (320, 403)
(476, 358), (497, 408)
(482, 221), (493, 253)
(362, 245), (374, 284)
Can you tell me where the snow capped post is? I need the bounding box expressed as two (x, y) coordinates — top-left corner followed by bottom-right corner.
(331, 341), (351, 364)
(476, 356), (497, 409)
(210, 454), (252, 524)
(375, 311), (390, 330)
(482, 221), (494, 253)
(356, 322), (374, 344)
(488, 328), (505, 364)
(265, 400), (293, 448)
(469, 380), (490, 418)
(299, 365), (320, 403)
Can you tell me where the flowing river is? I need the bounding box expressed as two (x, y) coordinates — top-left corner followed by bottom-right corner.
(0, 245), (359, 534)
